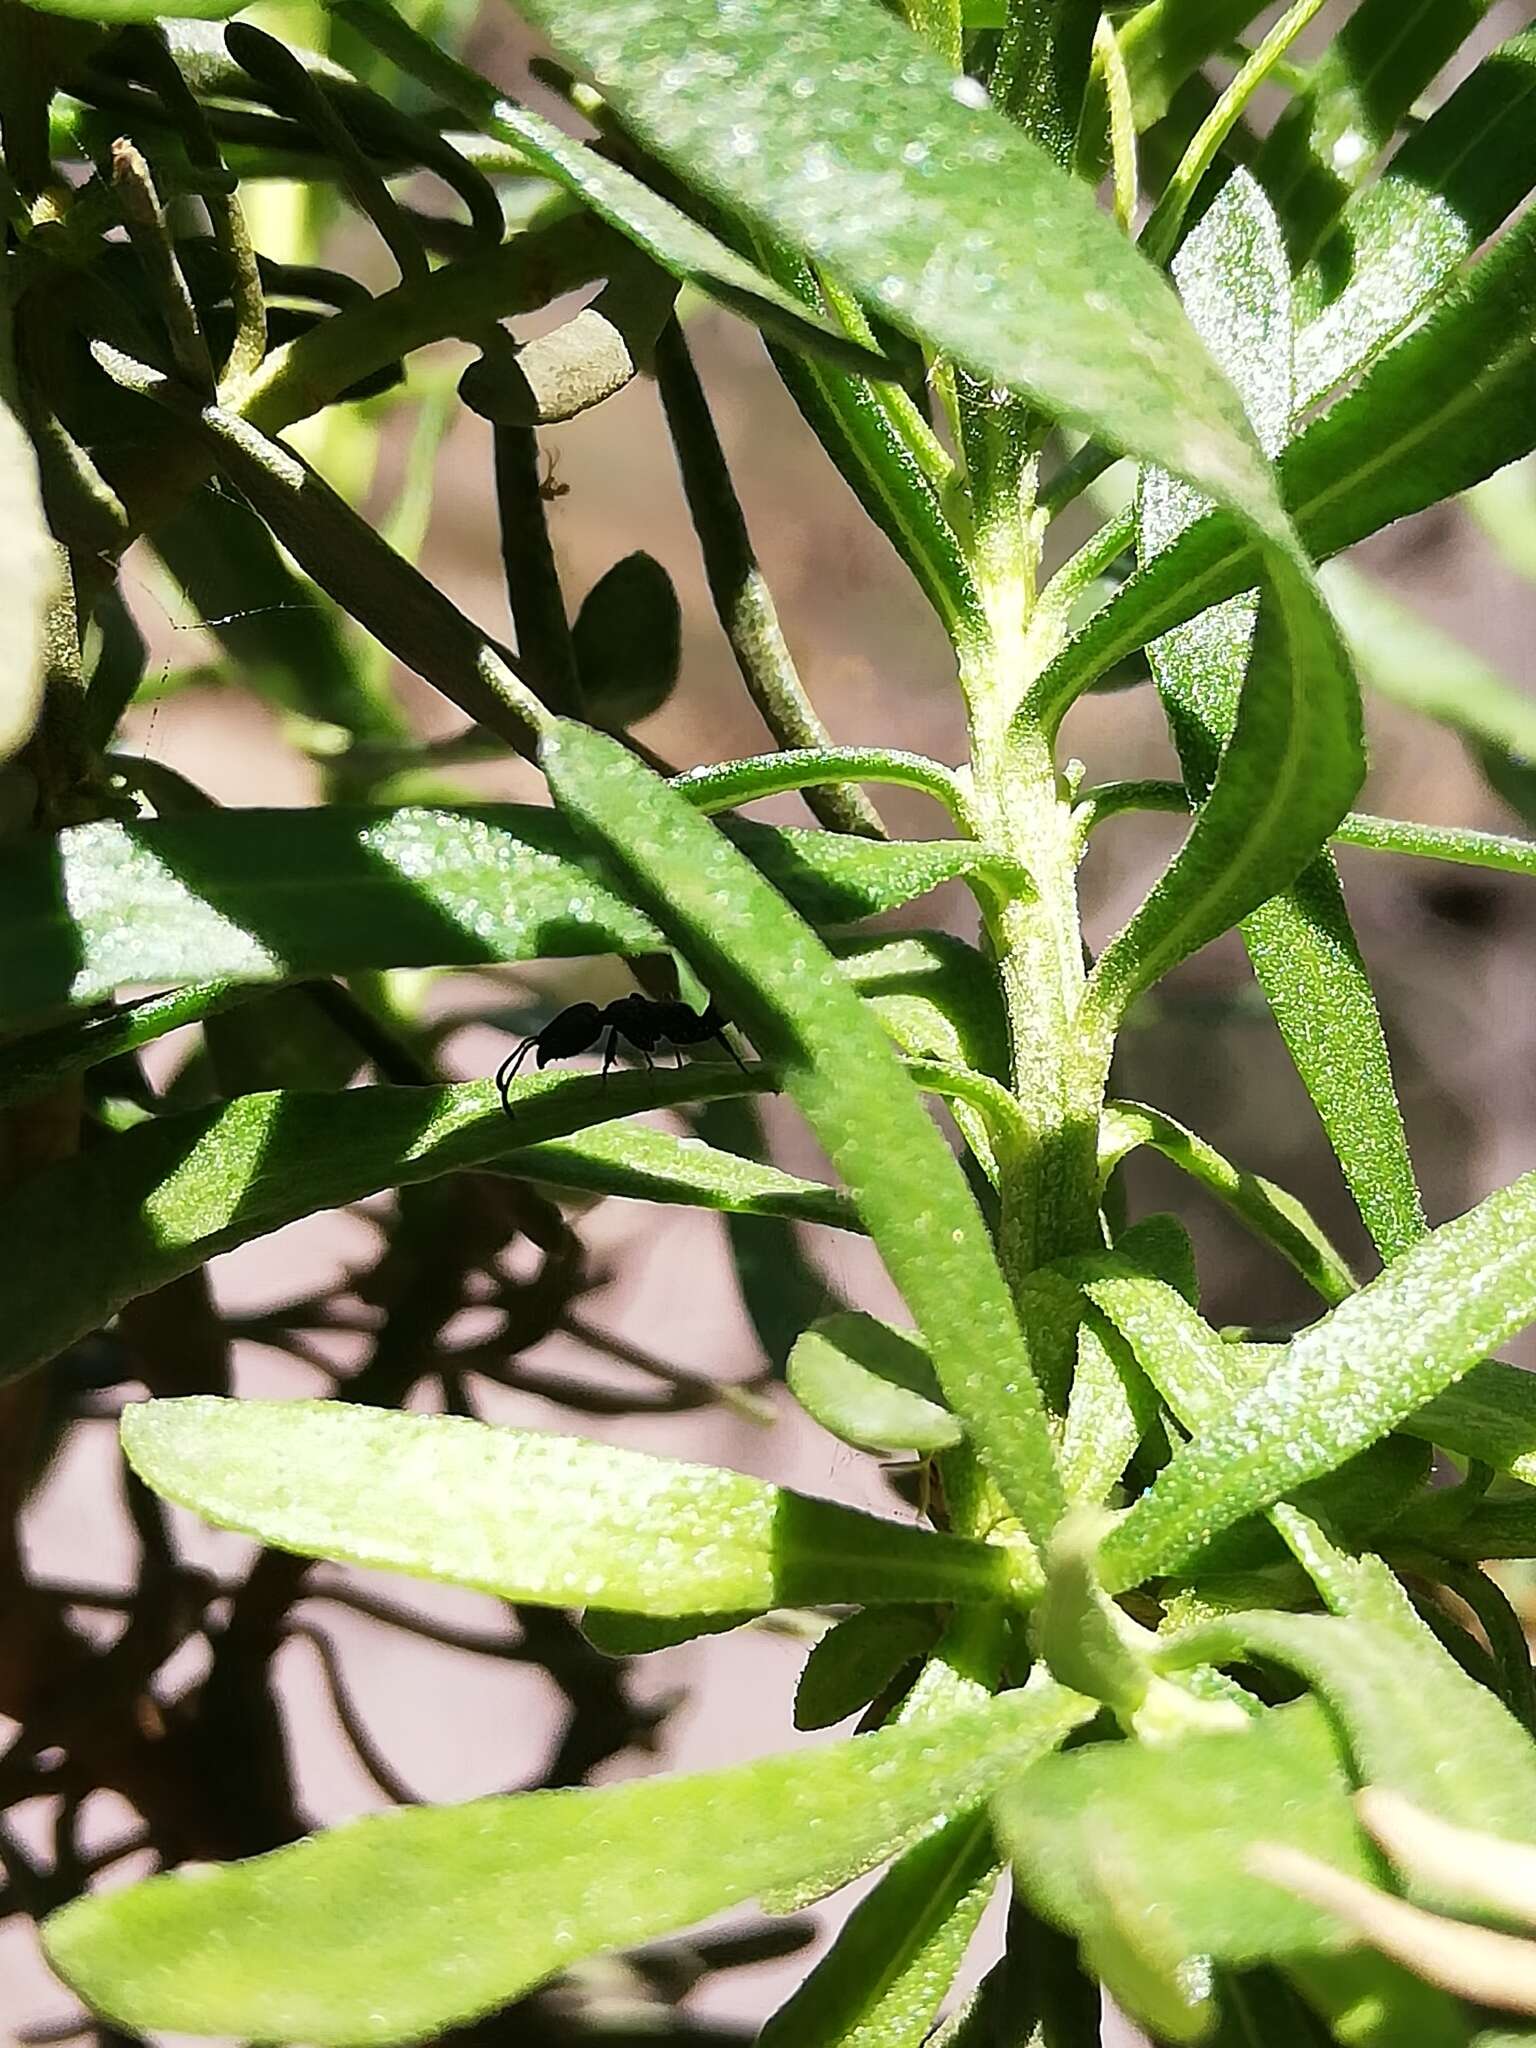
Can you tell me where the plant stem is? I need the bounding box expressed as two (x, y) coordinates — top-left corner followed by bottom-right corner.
(956, 389), (1106, 1283)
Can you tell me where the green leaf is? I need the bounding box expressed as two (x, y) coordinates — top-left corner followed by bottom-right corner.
(1253, 0), (1494, 268)
(1058, 1214), (1194, 1506)
(1101, 1170), (1536, 1590)
(990, 0), (1098, 168)
(1079, 1264), (1430, 1572)
(541, 720), (1066, 1548)
(572, 551), (681, 729)
(1163, 1535), (1536, 1863)
(0, 392), (58, 762)
(794, 1605), (943, 1732)
(0, 1071), (779, 1385)
(123, 1398), (1017, 1612)
(581, 1609), (755, 1654)
(42, 1676), (1094, 2047)
(1323, 562), (1536, 762)
(519, 0), (1362, 978)
(760, 1813), (998, 2048)
(832, 931), (1009, 1176)
(503, 1116), (860, 1229)
(1136, 171), (1421, 1259)
(0, 804), (984, 1028)
(1099, 1099), (1358, 1306)
(996, 1699), (1378, 2042)
(1046, 203), (1536, 704)
(1079, 0), (1269, 172)
(832, 932), (1009, 1082)
(17, 0), (236, 18)
(1294, 19), (1536, 412)
(1240, 857), (1423, 1262)
(789, 1312), (962, 1456)
(1406, 1359), (1536, 1488)
(511, 0), (1268, 504)
(333, 0), (892, 379)
(1087, 170), (1360, 1019)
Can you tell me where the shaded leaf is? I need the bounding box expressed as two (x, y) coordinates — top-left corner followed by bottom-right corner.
(0, 803), (985, 1027)
(1254, 0), (1493, 268)
(1047, 206), (1536, 702)
(1294, 19), (1536, 412)
(794, 1604), (943, 1732)
(503, 1116), (859, 1229)
(335, 0), (894, 378)
(0, 1069), (777, 1385)
(760, 1813), (997, 2048)
(1136, 169), (1421, 1259)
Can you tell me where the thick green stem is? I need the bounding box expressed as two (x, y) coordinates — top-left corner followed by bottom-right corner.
(975, 718), (1107, 1277)
(954, 390), (1106, 1279)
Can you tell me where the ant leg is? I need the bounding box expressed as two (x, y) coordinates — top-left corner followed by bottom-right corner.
(600, 1028), (621, 1080)
(673, 1044), (685, 1071)
(495, 1036), (540, 1116)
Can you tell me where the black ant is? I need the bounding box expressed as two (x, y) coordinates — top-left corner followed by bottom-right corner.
(496, 995), (747, 1115)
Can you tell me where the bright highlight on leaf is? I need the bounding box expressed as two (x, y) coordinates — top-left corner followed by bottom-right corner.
(121, 1398), (1021, 1612)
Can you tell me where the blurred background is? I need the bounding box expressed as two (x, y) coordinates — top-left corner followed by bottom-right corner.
(7, 1), (1536, 2040)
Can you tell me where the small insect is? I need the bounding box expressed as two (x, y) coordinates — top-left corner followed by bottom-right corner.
(496, 995), (747, 1115)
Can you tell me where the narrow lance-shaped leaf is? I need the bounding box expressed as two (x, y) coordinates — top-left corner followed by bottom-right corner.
(0, 803), (986, 1028)
(1101, 1170), (1536, 1591)
(541, 720), (1066, 1547)
(794, 1606), (943, 1733)
(122, 1399), (1022, 1613)
(0, 393), (58, 762)
(1293, 19), (1536, 413)
(502, 1117), (860, 1229)
(41, 1676), (1095, 2047)
(1139, 169), (1422, 1259)
(0, 1069), (780, 1386)
(1045, 201), (1536, 704)
(517, 0), (1361, 954)
(1099, 1099), (1358, 1307)
(1078, 1265), (1430, 1571)
(1253, 0), (1494, 269)
(1087, 170), (1364, 1023)
(760, 1812), (999, 2048)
